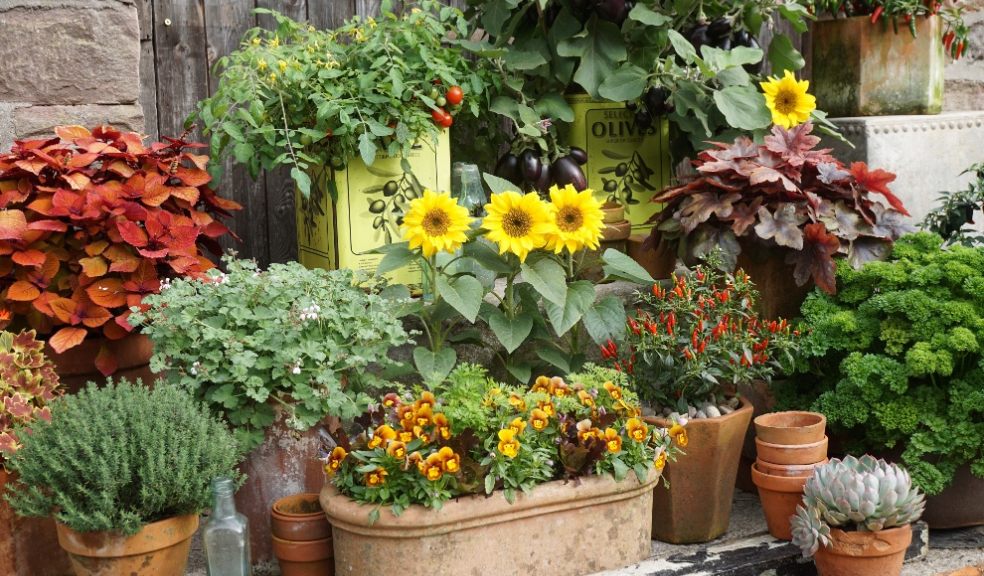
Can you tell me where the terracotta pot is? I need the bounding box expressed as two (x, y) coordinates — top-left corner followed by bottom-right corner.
(602, 202), (625, 223)
(602, 219), (632, 243)
(55, 514), (198, 576)
(236, 412), (330, 568)
(756, 436), (828, 465)
(813, 15), (944, 117)
(46, 334), (156, 392)
(812, 525), (912, 576)
(272, 493), (331, 541)
(754, 411), (827, 446)
(646, 399), (753, 544)
(922, 465), (984, 529)
(755, 458), (828, 478)
(627, 233), (675, 280)
(271, 535), (333, 576)
(0, 469), (73, 575)
(751, 463), (810, 540)
(736, 241), (813, 321)
(321, 470), (660, 576)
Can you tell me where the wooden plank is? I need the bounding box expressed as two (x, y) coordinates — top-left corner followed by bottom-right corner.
(152, 0), (210, 142)
(256, 0), (307, 263)
(203, 0), (270, 265)
(308, 0), (355, 28)
(355, 0), (381, 18)
(137, 0), (159, 143)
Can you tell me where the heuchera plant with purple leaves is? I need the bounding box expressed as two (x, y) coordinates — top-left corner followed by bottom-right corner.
(647, 122), (912, 294)
(0, 329), (61, 468)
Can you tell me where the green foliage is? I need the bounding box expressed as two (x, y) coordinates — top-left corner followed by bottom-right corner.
(921, 162), (984, 246)
(5, 380), (243, 535)
(786, 233), (984, 494)
(0, 330), (61, 465)
(130, 257), (411, 451)
(194, 2), (490, 196)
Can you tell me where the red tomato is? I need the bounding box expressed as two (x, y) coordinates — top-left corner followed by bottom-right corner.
(446, 86), (464, 106)
(440, 111), (453, 128)
(431, 107), (448, 124)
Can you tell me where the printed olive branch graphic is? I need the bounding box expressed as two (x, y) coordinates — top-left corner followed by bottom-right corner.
(365, 164), (424, 245)
(597, 150), (657, 211)
(300, 164), (331, 245)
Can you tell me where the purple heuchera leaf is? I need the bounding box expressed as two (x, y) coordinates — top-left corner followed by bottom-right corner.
(755, 204), (805, 249)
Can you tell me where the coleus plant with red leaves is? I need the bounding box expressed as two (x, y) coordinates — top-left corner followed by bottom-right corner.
(648, 122), (912, 294)
(0, 125), (241, 374)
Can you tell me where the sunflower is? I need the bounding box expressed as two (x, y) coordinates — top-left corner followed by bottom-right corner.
(481, 191), (553, 262)
(544, 185), (604, 254)
(760, 70), (816, 129)
(402, 189), (472, 258)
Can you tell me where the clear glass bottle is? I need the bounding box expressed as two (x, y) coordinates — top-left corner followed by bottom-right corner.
(451, 162), (488, 218)
(203, 476), (251, 576)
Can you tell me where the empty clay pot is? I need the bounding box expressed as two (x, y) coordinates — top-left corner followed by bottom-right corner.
(750, 463), (809, 541)
(812, 525), (912, 576)
(755, 458), (828, 478)
(271, 535), (333, 576)
(754, 411), (826, 445)
(756, 436), (828, 465)
(56, 514), (197, 576)
(272, 494), (331, 542)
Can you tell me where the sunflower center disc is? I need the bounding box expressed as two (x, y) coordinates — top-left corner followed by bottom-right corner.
(557, 206), (584, 233)
(423, 209), (450, 236)
(503, 209), (532, 237)
(774, 91), (797, 115)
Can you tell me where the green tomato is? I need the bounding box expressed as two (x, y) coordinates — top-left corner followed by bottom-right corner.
(429, 88), (440, 100)
(435, 96), (447, 108)
(300, 134), (313, 146)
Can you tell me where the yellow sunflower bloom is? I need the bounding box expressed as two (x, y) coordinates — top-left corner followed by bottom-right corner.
(402, 190), (472, 258)
(482, 191), (553, 262)
(760, 70), (816, 129)
(544, 185), (604, 254)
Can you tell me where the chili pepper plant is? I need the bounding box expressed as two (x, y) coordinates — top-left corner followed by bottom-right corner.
(612, 262), (800, 412)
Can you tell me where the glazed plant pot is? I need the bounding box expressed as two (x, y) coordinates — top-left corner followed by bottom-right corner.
(46, 334), (156, 392)
(55, 515), (198, 576)
(922, 465), (984, 529)
(813, 15), (944, 117)
(812, 525), (912, 576)
(271, 493), (333, 576)
(646, 400), (753, 544)
(755, 459), (828, 478)
(321, 470), (660, 576)
(754, 411), (826, 446)
(756, 436), (828, 466)
(750, 463), (810, 541)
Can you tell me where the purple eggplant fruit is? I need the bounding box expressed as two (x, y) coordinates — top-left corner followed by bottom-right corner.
(520, 150), (542, 183)
(568, 147), (588, 165)
(495, 153), (522, 185)
(534, 164), (553, 193)
(551, 156), (588, 191)
(595, 0), (629, 25)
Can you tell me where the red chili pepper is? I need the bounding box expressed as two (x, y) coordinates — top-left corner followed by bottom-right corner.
(683, 348), (693, 361)
(903, 14), (911, 24)
(956, 41), (966, 60)
(870, 7), (883, 24)
(944, 31), (956, 52)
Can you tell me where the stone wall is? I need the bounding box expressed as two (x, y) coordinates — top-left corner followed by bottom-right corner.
(0, 0), (143, 150)
(945, 0), (984, 111)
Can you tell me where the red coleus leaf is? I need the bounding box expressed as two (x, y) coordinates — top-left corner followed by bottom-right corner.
(117, 219), (148, 247)
(54, 125), (92, 141)
(786, 223), (841, 295)
(94, 344), (117, 377)
(0, 209), (27, 240)
(11, 249), (46, 267)
(48, 326), (88, 354)
(849, 162), (908, 216)
(27, 219), (68, 232)
(174, 166), (211, 187)
(85, 278), (127, 308)
(6, 281), (40, 301)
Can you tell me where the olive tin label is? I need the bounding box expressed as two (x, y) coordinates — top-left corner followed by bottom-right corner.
(563, 95), (671, 233)
(296, 132), (450, 286)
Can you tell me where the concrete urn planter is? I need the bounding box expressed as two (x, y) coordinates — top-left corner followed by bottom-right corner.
(320, 470), (661, 576)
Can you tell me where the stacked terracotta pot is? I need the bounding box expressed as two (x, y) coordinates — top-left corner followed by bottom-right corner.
(271, 494), (334, 576)
(751, 411), (828, 540)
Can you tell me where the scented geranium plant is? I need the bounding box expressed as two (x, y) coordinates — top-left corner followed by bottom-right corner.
(378, 181), (655, 384)
(615, 262), (800, 412)
(0, 125), (240, 373)
(129, 257), (411, 450)
(0, 330), (61, 467)
(196, 1), (489, 197)
(648, 121), (911, 294)
(324, 365), (685, 518)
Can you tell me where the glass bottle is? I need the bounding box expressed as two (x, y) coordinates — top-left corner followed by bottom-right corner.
(203, 476), (251, 576)
(451, 162), (488, 218)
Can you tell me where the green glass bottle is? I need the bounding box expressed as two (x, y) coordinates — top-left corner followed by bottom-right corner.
(203, 477), (251, 575)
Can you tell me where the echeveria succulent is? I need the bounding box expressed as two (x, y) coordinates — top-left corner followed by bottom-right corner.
(791, 455), (925, 557)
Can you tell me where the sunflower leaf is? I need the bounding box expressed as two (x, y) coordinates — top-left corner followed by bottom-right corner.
(413, 346), (457, 384)
(543, 280), (595, 337)
(488, 309), (534, 354)
(520, 257), (567, 307)
(436, 275), (484, 323)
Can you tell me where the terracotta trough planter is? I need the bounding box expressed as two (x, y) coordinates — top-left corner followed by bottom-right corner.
(751, 463), (810, 541)
(55, 514), (198, 576)
(321, 470), (660, 576)
(646, 399), (753, 544)
(812, 525), (912, 576)
(754, 411), (826, 446)
(923, 465), (984, 529)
